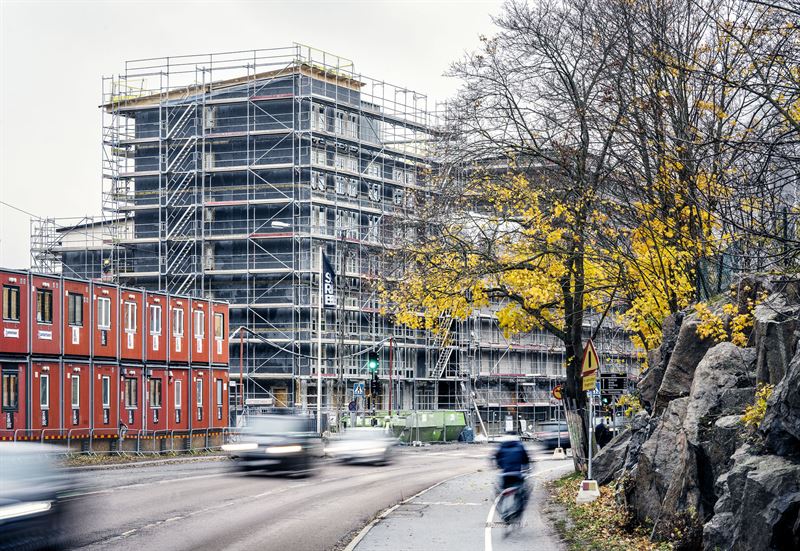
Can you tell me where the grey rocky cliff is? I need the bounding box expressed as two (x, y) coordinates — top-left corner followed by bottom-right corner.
(753, 293), (800, 386)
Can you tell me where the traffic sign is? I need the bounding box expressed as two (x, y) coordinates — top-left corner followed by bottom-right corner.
(353, 383), (364, 397)
(581, 339), (600, 392)
(552, 385), (563, 401)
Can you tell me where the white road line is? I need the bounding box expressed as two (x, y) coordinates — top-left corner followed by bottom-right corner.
(484, 493), (502, 551)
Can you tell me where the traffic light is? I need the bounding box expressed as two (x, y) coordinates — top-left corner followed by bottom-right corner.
(370, 372), (380, 395)
(367, 350), (379, 373)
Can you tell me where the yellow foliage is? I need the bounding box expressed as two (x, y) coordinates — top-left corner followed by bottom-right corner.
(741, 383), (774, 430)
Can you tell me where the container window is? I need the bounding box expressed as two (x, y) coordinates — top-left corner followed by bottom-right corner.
(150, 305), (162, 335)
(40, 374), (49, 409)
(102, 376), (110, 408)
(193, 310), (205, 339)
(124, 378), (138, 408)
(2, 285), (20, 321)
(71, 375), (80, 408)
(173, 308), (184, 337)
(149, 378), (162, 408)
(36, 289), (53, 324)
(124, 302), (137, 333)
(97, 297), (111, 329)
(175, 379), (182, 409)
(214, 313), (224, 340)
(196, 379), (203, 406)
(68, 293), (83, 326)
(216, 379), (223, 406)
(2, 371), (18, 410)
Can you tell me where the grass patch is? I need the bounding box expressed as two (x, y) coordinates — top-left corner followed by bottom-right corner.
(547, 473), (672, 551)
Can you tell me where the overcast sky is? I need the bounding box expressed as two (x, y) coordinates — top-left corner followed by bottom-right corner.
(0, 0), (503, 269)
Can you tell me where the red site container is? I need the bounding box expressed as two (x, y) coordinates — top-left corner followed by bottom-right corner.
(190, 299), (210, 365)
(30, 274), (61, 356)
(62, 278), (91, 357)
(145, 292), (167, 363)
(119, 289), (144, 363)
(0, 270), (29, 355)
(92, 283), (118, 360)
(168, 296), (190, 364)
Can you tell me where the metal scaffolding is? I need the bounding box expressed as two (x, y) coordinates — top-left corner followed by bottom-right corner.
(35, 45), (641, 435)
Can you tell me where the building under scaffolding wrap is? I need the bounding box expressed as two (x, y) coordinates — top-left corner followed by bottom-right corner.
(33, 45), (641, 434)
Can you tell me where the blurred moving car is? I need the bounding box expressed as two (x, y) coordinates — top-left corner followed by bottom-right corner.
(525, 422), (571, 449)
(0, 443), (75, 551)
(325, 427), (397, 465)
(222, 414), (321, 476)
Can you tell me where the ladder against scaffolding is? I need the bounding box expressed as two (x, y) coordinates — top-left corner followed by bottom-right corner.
(430, 312), (456, 379)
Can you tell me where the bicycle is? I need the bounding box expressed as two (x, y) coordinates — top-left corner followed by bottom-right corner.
(496, 470), (530, 535)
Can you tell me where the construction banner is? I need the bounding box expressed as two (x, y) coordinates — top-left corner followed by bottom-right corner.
(581, 339), (600, 392)
(321, 252), (337, 308)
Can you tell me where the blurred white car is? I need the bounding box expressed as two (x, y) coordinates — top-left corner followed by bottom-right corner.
(325, 428), (397, 465)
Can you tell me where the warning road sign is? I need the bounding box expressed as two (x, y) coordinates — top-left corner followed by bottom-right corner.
(581, 339), (600, 392)
(552, 384), (563, 401)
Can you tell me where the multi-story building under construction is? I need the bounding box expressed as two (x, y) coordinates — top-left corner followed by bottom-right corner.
(32, 46), (640, 433)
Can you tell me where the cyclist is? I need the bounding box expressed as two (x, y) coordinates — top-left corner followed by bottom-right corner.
(494, 430), (531, 521)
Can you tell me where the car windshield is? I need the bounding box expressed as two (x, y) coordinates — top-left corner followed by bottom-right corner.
(341, 429), (387, 440)
(244, 415), (313, 435)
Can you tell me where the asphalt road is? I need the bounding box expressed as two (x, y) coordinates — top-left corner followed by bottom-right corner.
(64, 446), (494, 551)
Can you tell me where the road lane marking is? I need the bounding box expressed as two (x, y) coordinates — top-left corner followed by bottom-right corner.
(343, 470), (478, 551)
(484, 493), (502, 551)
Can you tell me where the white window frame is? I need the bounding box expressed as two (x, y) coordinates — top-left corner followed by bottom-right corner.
(193, 310), (205, 339)
(40, 374), (49, 409)
(102, 376), (110, 408)
(124, 377), (138, 409)
(196, 379), (203, 407)
(124, 301), (137, 333)
(150, 305), (162, 335)
(172, 308), (184, 338)
(347, 178), (358, 198)
(175, 379), (182, 409)
(214, 313), (224, 340)
(312, 104), (326, 131)
(97, 297), (111, 330)
(216, 379), (223, 406)
(335, 175), (346, 195)
(71, 375), (80, 408)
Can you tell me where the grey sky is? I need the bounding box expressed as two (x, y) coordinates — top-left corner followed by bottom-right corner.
(0, 0), (502, 269)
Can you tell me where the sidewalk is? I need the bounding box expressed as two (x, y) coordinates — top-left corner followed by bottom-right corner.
(349, 455), (573, 551)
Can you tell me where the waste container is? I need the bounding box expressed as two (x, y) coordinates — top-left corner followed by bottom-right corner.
(459, 426), (475, 443)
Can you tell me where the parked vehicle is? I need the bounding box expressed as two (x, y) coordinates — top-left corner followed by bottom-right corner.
(223, 414), (321, 476)
(0, 443), (76, 551)
(525, 422), (570, 449)
(326, 427), (397, 465)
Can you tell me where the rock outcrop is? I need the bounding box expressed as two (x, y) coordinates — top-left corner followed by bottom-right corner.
(703, 446), (800, 551)
(762, 351), (800, 457)
(753, 294), (800, 386)
(654, 314), (716, 413)
(640, 313), (683, 411)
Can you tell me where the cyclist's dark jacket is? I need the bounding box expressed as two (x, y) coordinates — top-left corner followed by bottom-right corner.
(495, 439), (530, 484)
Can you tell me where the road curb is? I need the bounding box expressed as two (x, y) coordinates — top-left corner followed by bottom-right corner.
(66, 454), (229, 471)
(343, 470), (479, 551)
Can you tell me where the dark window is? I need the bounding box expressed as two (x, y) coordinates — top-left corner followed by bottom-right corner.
(149, 378), (162, 408)
(36, 289), (53, 323)
(102, 376), (110, 408)
(2, 372), (18, 411)
(2, 285), (20, 321)
(124, 378), (138, 408)
(71, 375), (80, 408)
(216, 379), (223, 406)
(68, 293), (83, 326)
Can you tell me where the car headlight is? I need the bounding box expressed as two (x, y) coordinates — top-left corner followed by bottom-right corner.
(265, 445), (302, 454)
(222, 442), (258, 452)
(0, 501), (53, 521)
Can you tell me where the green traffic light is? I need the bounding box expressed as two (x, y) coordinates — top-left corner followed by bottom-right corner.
(367, 351), (379, 372)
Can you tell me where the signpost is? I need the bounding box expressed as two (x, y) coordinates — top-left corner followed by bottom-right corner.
(577, 339), (601, 503)
(353, 383), (364, 397)
(552, 384), (565, 459)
